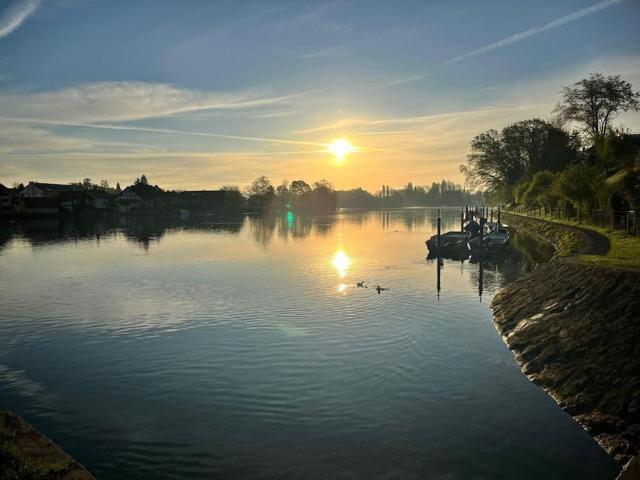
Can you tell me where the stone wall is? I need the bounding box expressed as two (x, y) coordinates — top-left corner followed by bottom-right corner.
(491, 214), (639, 467)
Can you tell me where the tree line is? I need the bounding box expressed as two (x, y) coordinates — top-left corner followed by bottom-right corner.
(461, 73), (640, 216)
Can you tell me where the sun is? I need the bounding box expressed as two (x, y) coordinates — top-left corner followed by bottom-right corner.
(329, 139), (353, 163)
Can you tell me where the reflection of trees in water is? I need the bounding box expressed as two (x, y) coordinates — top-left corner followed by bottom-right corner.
(378, 209), (428, 231)
(119, 215), (244, 250)
(8, 218), (115, 248)
(3, 215), (246, 251)
(249, 212), (337, 245)
(466, 232), (555, 297)
(0, 224), (13, 254)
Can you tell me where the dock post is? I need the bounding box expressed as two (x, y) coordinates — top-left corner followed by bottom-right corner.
(437, 208), (441, 249)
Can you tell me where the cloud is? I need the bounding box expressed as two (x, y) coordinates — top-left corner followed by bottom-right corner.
(1, 116), (328, 148)
(299, 46), (347, 59)
(0, 81), (318, 123)
(0, 0), (41, 39)
(446, 0), (628, 65)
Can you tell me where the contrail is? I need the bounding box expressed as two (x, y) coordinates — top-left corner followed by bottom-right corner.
(379, 0), (627, 88)
(446, 0), (627, 64)
(0, 0), (42, 39)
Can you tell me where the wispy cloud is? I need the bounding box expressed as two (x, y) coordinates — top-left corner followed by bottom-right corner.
(0, 81), (319, 123)
(446, 0), (627, 65)
(0, 0), (42, 39)
(1, 116), (329, 148)
(299, 45), (347, 59)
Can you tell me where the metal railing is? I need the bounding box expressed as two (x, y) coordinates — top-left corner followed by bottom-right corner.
(509, 205), (639, 236)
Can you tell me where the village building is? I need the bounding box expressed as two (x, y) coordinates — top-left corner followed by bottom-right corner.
(117, 183), (165, 212)
(20, 182), (81, 199)
(0, 183), (15, 216)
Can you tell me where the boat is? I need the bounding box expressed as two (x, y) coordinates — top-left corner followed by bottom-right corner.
(425, 231), (471, 256)
(468, 229), (510, 254)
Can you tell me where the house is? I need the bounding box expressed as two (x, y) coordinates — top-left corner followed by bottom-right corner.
(58, 191), (92, 214)
(87, 189), (115, 211)
(15, 197), (59, 216)
(20, 182), (81, 199)
(0, 183), (14, 216)
(117, 183), (164, 212)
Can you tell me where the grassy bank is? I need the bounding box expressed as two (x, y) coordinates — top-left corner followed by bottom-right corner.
(580, 228), (640, 269)
(505, 212), (640, 269)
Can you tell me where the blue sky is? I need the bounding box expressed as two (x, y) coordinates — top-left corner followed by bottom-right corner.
(1, 0), (639, 190)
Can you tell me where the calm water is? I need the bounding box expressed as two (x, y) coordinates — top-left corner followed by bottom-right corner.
(0, 209), (619, 479)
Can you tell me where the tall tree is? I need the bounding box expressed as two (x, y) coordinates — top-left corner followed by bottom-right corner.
(461, 119), (576, 200)
(554, 73), (640, 139)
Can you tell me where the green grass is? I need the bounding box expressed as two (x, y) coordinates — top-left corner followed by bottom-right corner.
(580, 228), (640, 269)
(511, 213), (640, 269)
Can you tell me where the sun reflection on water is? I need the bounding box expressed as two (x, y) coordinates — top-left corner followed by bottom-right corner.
(331, 250), (351, 279)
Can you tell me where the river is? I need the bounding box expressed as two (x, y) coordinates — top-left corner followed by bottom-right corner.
(0, 208), (619, 479)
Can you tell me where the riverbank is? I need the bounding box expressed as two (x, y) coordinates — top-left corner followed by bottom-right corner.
(0, 411), (94, 479)
(492, 213), (640, 474)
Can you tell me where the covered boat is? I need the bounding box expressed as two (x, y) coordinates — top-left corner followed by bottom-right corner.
(468, 229), (510, 253)
(425, 231), (470, 256)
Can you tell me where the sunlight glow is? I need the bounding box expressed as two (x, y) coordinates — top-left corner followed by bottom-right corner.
(331, 250), (351, 278)
(329, 139), (354, 163)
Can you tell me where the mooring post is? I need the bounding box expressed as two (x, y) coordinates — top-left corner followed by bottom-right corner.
(479, 215), (485, 249)
(437, 208), (441, 249)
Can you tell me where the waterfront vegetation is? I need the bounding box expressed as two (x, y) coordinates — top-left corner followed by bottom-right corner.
(461, 74), (640, 225)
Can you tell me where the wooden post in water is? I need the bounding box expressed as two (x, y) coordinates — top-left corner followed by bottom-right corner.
(437, 208), (441, 249)
(460, 207), (464, 232)
(479, 215), (485, 251)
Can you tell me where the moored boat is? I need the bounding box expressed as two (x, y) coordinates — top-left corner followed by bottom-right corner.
(468, 229), (510, 254)
(426, 231), (470, 256)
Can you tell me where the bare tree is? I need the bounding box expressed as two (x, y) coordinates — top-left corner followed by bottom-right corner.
(554, 73), (640, 139)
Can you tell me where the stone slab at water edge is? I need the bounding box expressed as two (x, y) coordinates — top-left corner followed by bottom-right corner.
(0, 411), (95, 480)
(491, 260), (640, 464)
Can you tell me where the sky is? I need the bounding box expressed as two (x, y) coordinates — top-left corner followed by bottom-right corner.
(0, 0), (639, 191)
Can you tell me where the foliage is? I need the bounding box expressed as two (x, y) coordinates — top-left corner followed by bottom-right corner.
(245, 175), (276, 209)
(554, 165), (607, 212)
(554, 73), (640, 140)
(461, 119), (576, 202)
(522, 171), (560, 210)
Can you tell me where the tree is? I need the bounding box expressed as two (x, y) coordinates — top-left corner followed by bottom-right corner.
(554, 73), (640, 139)
(289, 180), (311, 198)
(100, 179), (110, 189)
(555, 165), (607, 212)
(135, 175), (149, 186)
(246, 176), (275, 209)
(522, 171), (560, 210)
(461, 119), (576, 201)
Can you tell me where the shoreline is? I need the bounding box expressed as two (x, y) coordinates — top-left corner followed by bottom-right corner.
(0, 411), (94, 479)
(492, 213), (640, 476)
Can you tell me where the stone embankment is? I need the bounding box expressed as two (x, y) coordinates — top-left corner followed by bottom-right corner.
(0, 411), (94, 480)
(492, 213), (639, 477)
